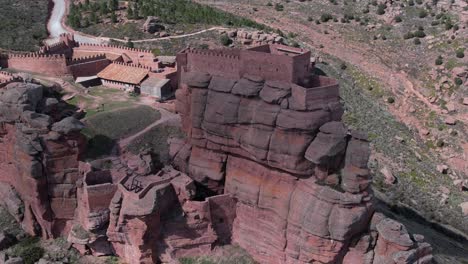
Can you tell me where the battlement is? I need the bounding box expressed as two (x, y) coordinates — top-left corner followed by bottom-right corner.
(178, 44), (312, 84)
(184, 48), (241, 60)
(67, 54), (107, 65)
(77, 43), (152, 54)
(7, 53), (66, 60)
(0, 71), (22, 86)
(112, 61), (152, 70)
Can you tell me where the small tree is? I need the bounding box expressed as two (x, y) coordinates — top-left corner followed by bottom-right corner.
(90, 11), (98, 24)
(111, 12), (117, 23)
(413, 38), (421, 45)
(99, 2), (109, 15)
(377, 4), (386, 15)
(435, 55), (443, 65)
(109, 0), (119, 11)
(274, 3), (284, 11)
(127, 5), (134, 19)
(456, 48), (465, 58)
(395, 16), (402, 22)
(418, 9), (428, 18)
(126, 40), (134, 48)
(414, 29), (426, 38)
(320, 13), (333, 22)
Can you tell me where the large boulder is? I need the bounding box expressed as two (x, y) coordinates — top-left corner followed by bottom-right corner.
(51, 117), (84, 134)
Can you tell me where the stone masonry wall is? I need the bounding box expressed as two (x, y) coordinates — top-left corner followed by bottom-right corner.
(7, 54), (70, 77)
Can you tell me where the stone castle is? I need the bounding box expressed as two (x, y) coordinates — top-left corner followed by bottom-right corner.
(0, 38), (434, 264)
(0, 34), (177, 98)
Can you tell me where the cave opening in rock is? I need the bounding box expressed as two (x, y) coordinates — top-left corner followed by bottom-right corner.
(192, 181), (219, 201)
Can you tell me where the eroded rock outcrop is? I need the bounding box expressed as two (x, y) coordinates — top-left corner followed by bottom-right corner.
(173, 71), (434, 264)
(0, 82), (85, 238)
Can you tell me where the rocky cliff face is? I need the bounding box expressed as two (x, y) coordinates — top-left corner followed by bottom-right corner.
(0, 78), (434, 264)
(173, 71), (434, 264)
(0, 82), (85, 239)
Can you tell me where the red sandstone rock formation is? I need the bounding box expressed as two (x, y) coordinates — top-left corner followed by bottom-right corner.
(172, 69), (434, 264)
(0, 82), (85, 238)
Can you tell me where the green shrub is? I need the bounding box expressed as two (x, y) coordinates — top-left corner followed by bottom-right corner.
(363, 7), (369, 13)
(307, 16), (313, 21)
(377, 4), (386, 15)
(435, 55), (443, 65)
(454, 77), (463, 85)
(431, 20), (440, 26)
(266, 2), (272, 6)
(416, 0), (423, 4)
(387, 97), (395, 103)
(395, 16), (402, 22)
(274, 3), (284, 11)
(418, 9), (428, 18)
(320, 13), (333, 22)
(445, 22), (453, 30)
(414, 30), (426, 38)
(413, 38), (421, 45)
(220, 34), (232, 46)
(455, 48), (465, 58)
(408, 0), (415, 6)
(340, 63), (347, 70)
(9, 237), (44, 264)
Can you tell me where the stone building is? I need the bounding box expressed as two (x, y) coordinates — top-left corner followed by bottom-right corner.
(97, 62), (150, 92)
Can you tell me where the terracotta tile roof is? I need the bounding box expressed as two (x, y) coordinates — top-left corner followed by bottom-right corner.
(97, 63), (149, 85)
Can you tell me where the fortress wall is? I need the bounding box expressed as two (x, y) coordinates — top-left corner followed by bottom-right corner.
(7, 54), (70, 76)
(74, 44), (157, 68)
(0, 71), (16, 83)
(185, 50), (241, 79)
(240, 50), (295, 82)
(292, 51), (312, 84)
(68, 58), (110, 78)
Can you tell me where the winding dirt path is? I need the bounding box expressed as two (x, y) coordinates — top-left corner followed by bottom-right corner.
(46, 0), (226, 44)
(108, 27), (228, 43)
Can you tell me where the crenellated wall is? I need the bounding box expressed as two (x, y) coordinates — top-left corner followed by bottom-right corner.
(67, 54), (111, 78)
(177, 44), (312, 85)
(7, 53), (70, 76)
(74, 43), (157, 68)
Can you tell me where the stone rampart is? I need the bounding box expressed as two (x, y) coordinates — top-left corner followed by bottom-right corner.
(7, 53), (70, 76)
(74, 43), (156, 68)
(67, 54), (110, 78)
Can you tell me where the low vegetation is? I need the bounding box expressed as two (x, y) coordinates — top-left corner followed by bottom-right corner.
(0, 0), (48, 51)
(82, 106), (161, 159)
(179, 245), (256, 264)
(7, 237), (44, 264)
(68, 0), (270, 39)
